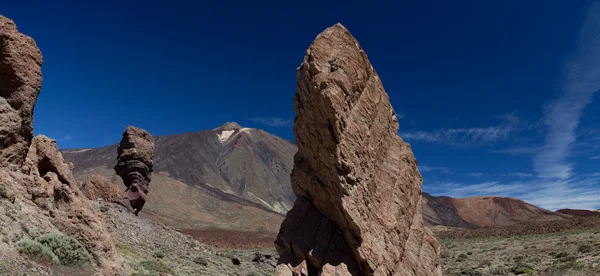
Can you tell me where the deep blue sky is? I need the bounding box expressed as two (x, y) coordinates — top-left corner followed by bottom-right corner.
(3, 0), (600, 209)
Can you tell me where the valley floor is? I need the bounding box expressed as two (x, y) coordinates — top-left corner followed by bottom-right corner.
(440, 227), (600, 275)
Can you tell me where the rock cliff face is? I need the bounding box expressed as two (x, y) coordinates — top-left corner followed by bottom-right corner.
(274, 23), (441, 275)
(0, 15), (43, 168)
(0, 15), (121, 275)
(114, 126), (155, 215)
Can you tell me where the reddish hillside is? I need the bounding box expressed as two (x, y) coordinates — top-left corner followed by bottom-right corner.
(556, 208), (600, 217)
(432, 195), (570, 227)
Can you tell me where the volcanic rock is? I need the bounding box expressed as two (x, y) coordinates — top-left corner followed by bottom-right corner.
(23, 136), (122, 274)
(274, 23), (441, 275)
(114, 126), (154, 215)
(80, 174), (122, 201)
(0, 16), (43, 168)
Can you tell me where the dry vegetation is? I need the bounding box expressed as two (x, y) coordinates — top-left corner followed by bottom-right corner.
(440, 228), (600, 275)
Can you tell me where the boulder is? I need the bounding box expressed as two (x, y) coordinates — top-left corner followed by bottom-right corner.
(80, 174), (122, 201)
(274, 23), (441, 276)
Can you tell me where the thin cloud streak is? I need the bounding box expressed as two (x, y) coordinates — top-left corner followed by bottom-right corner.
(400, 114), (523, 146)
(534, 2), (600, 179)
(248, 117), (293, 127)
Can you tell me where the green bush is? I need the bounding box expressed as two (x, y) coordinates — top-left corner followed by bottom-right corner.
(510, 263), (534, 274)
(16, 239), (60, 265)
(577, 244), (592, 253)
(139, 260), (174, 274)
(456, 253), (468, 262)
(152, 249), (165, 259)
(36, 233), (93, 266)
(193, 256), (208, 266)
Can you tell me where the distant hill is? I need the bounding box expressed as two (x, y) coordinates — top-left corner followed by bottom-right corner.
(556, 209), (600, 217)
(423, 193), (570, 228)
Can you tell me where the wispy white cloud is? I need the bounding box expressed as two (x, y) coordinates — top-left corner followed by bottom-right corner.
(248, 117), (293, 127)
(400, 114), (523, 145)
(491, 146), (544, 156)
(418, 165), (451, 173)
(590, 156), (600, 160)
(533, 2), (600, 179)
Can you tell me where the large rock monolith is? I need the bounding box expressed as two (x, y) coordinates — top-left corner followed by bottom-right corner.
(114, 126), (154, 215)
(274, 23), (442, 276)
(0, 16), (43, 168)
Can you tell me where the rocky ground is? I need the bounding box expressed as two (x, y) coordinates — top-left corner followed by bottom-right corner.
(97, 200), (276, 276)
(440, 227), (600, 275)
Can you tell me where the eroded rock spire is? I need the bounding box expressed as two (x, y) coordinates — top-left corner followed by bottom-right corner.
(114, 126), (155, 215)
(274, 23), (442, 275)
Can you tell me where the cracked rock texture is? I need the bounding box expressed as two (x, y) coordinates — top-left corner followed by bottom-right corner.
(114, 125), (155, 215)
(0, 15), (43, 168)
(274, 23), (441, 276)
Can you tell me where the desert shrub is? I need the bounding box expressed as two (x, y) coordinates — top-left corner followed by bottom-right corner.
(456, 253), (468, 262)
(461, 269), (483, 276)
(513, 255), (525, 262)
(193, 256), (208, 266)
(467, 251), (473, 255)
(577, 244), (592, 253)
(139, 260), (174, 274)
(152, 249), (165, 259)
(558, 255), (577, 263)
(247, 271), (263, 276)
(99, 205), (109, 212)
(488, 266), (509, 275)
(510, 263), (533, 274)
(553, 252), (569, 258)
(16, 239), (60, 265)
(36, 233), (93, 266)
(479, 259), (492, 267)
(0, 182), (15, 202)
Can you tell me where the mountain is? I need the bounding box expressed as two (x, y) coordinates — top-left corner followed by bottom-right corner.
(63, 122), (573, 232)
(61, 122), (297, 233)
(556, 209), (600, 217)
(422, 193), (570, 228)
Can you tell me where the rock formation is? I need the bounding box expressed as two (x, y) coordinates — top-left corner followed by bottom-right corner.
(114, 126), (154, 215)
(0, 15), (43, 169)
(0, 15), (121, 275)
(274, 23), (441, 275)
(80, 174), (122, 201)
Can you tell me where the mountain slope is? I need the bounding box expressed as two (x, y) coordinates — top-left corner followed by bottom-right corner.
(63, 123), (573, 231)
(556, 209), (600, 217)
(423, 193), (570, 228)
(62, 122), (296, 215)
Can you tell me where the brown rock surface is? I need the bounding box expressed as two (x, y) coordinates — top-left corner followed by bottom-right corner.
(114, 125), (155, 215)
(441, 196), (569, 227)
(80, 174), (122, 201)
(274, 23), (441, 275)
(0, 15), (43, 168)
(23, 136), (122, 274)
